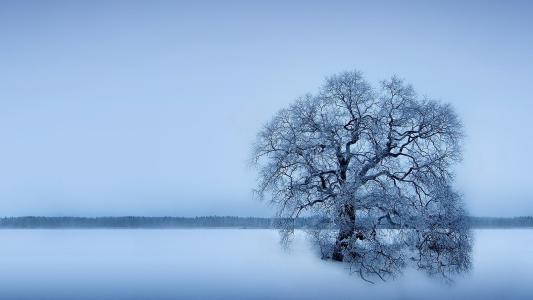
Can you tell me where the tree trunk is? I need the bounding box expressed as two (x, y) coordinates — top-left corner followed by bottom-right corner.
(332, 204), (356, 261)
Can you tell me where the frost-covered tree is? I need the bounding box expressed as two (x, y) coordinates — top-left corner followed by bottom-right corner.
(252, 70), (471, 283)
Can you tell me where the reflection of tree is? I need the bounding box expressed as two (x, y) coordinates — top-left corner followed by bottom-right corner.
(252, 70), (471, 283)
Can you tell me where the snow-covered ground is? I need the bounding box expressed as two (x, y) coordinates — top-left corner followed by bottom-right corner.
(0, 229), (531, 299)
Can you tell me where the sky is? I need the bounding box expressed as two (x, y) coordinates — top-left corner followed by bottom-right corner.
(0, 0), (532, 217)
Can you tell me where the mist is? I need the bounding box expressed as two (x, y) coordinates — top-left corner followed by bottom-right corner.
(1, 1), (532, 217)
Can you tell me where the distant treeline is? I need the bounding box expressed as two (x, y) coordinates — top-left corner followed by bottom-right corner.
(468, 216), (533, 228)
(0, 216), (531, 229)
(0, 216), (313, 229)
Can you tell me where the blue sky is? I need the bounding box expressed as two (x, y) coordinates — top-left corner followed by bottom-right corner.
(0, 0), (532, 217)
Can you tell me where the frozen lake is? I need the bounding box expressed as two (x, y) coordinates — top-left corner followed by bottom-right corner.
(0, 229), (531, 299)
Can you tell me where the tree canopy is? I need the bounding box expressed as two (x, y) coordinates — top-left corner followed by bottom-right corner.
(252, 70), (471, 282)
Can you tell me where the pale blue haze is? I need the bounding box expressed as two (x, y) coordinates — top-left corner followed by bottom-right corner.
(0, 1), (532, 216)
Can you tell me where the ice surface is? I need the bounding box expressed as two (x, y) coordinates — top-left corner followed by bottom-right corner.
(0, 229), (531, 299)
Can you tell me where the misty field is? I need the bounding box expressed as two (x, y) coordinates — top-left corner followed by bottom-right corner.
(0, 229), (531, 300)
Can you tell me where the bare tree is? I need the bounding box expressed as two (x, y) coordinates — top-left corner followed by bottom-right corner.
(252, 70), (471, 283)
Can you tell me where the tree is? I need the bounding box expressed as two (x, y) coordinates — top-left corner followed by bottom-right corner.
(252, 70), (471, 282)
